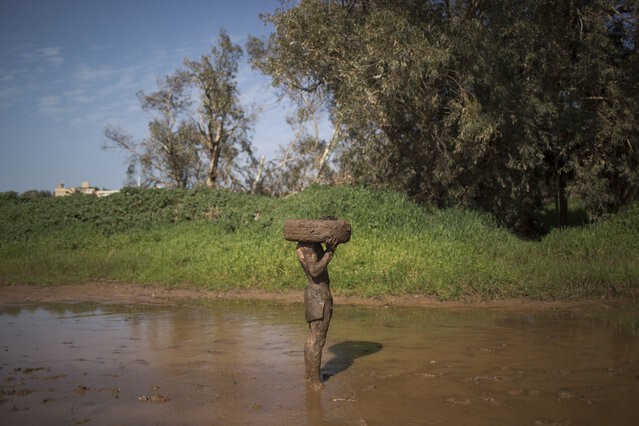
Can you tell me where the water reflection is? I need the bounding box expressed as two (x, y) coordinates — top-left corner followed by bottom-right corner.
(1, 301), (638, 425)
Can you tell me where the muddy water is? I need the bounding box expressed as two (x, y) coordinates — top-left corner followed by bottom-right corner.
(1, 301), (638, 425)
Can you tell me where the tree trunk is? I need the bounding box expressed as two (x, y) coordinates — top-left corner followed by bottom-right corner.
(554, 169), (568, 227)
(206, 154), (217, 188)
(205, 138), (222, 189)
(315, 128), (337, 183)
(251, 155), (265, 194)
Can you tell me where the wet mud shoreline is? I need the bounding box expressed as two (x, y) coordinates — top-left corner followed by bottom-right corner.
(0, 280), (627, 310)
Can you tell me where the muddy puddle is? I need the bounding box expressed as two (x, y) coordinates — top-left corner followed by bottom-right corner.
(1, 300), (638, 425)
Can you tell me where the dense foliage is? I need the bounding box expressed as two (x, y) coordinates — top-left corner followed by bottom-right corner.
(1, 187), (637, 300)
(249, 0), (639, 234)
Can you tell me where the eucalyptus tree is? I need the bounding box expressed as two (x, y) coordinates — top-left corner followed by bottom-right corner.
(248, 25), (336, 196)
(104, 72), (200, 188)
(185, 30), (256, 189)
(105, 30), (257, 191)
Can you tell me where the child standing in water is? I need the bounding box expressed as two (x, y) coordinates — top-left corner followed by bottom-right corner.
(296, 232), (339, 388)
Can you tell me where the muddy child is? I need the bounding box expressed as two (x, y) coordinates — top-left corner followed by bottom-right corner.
(296, 234), (339, 387)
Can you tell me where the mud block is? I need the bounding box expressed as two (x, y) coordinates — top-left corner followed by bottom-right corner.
(283, 219), (351, 244)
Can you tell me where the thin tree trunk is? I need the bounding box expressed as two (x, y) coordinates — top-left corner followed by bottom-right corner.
(251, 155), (265, 194)
(315, 128), (338, 183)
(206, 143), (220, 188)
(205, 121), (223, 188)
(554, 157), (568, 227)
(558, 173), (568, 227)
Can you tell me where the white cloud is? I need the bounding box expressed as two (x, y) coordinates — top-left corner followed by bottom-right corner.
(36, 46), (63, 66)
(38, 95), (63, 114)
(0, 85), (23, 109)
(73, 64), (119, 83)
(65, 87), (94, 104)
(0, 70), (15, 82)
(13, 45), (63, 68)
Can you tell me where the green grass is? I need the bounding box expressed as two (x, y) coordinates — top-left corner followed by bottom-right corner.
(1, 185), (637, 300)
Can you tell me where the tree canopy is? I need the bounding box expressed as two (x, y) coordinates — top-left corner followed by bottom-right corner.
(249, 0), (639, 233)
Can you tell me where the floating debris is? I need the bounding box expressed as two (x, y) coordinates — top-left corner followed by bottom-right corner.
(445, 398), (471, 405)
(137, 394), (170, 403)
(330, 396), (356, 402)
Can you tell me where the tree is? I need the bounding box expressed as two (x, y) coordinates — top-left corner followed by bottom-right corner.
(246, 86), (337, 196)
(568, 1), (639, 218)
(105, 31), (257, 191)
(185, 30), (256, 189)
(104, 72), (199, 188)
(250, 0), (639, 233)
(251, 0), (517, 217)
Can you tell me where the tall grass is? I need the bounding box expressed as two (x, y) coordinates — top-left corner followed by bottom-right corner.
(1, 186), (637, 300)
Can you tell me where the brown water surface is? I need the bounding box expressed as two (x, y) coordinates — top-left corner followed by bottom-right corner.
(1, 301), (638, 425)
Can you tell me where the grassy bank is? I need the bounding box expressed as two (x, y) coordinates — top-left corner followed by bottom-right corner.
(1, 186), (637, 300)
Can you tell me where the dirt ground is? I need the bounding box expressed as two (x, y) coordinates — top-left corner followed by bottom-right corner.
(0, 280), (621, 310)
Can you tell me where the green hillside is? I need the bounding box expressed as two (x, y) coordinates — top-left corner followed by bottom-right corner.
(1, 186), (637, 300)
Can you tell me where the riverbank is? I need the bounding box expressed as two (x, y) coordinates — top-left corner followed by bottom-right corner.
(1, 281), (633, 311)
(2, 186), (638, 300)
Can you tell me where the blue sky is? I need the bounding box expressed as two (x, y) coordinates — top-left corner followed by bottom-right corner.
(0, 0), (316, 192)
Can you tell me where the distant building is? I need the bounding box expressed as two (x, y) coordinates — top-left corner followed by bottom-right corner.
(54, 181), (119, 198)
(54, 183), (75, 197)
